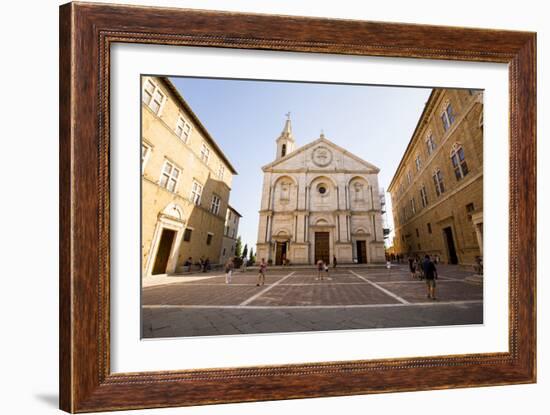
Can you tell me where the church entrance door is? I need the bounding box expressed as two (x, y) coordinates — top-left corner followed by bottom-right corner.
(356, 240), (367, 264)
(275, 242), (287, 265)
(314, 232), (330, 265)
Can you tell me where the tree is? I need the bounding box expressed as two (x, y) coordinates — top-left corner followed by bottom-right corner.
(242, 244), (248, 259)
(234, 236), (242, 258)
(249, 248), (255, 264)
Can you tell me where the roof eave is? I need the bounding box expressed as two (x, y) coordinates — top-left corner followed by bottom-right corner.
(160, 77), (238, 175)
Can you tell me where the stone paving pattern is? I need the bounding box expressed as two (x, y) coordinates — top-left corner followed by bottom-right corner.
(142, 265), (483, 338)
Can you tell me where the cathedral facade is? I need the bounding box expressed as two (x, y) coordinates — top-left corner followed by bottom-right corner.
(256, 118), (386, 265)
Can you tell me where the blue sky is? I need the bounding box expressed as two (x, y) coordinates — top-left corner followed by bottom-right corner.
(170, 76), (432, 252)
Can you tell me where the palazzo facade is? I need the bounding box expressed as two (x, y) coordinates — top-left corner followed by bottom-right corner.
(388, 88), (483, 266)
(141, 76), (237, 276)
(256, 118), (385, 265)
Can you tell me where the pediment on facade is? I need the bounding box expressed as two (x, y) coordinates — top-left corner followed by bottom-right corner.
(262, 137), (380, 173)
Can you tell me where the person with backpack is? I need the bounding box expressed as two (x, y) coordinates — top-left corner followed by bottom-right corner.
(422, 254), (438, 300)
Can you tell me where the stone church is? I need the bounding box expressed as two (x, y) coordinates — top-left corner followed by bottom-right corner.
(256, 117), (386, 265)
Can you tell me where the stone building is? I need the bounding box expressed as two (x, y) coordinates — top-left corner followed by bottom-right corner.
(388, 88), (483, 265)
(219, 205), (242, 264)
(256, 117), (386, 265)
(141, 76), (237, 276)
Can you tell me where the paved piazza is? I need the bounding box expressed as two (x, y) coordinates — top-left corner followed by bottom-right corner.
(142, 265), (483, 338)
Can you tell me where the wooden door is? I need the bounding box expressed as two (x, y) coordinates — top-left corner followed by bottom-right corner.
(356, 240), (367, 264)
(275, 242), (286, 265)
(314, 232), (330, 264)
(152, 229), (176, 275)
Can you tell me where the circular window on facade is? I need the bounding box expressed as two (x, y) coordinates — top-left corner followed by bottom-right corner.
(317, 184), (328, 195)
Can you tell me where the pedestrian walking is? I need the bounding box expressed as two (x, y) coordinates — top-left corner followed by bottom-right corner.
(324, 262), (330, 279)
(224, 257), (234, 284)
(316, 260), (324, 280)
(256, 258), (267, 286)
(417, 258), (425, 280)
(422, 254), (438, 300)
(241, 256), (247, 273)
(333, 255), (337, 268)
(408, 255), (416, 279)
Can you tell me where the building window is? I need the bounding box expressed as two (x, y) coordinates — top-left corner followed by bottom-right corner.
(416, 228), (420, 237)
(206, 233), (213, 245)
(141, 143), (151, 173)
(159, 160), (180, 192)
(183, 228), (192, 242)
(200, 143), (210, 164)
(175, 115), (192, 142)
(450, 143), (469, 180)
(222, 248), (226, 256)
(466, 203), (475, 220)
(281, 144), (287, 157)
(225, 226), (229, 236)
(426, 134), (437, 155)
(190, 180), (203, 205)
(406, 170), (412, 184)
(427, 223), (432, 234)
(142, 79), (165, 115)
(410, 198), (416, 215)
(217, 164), (225, 180)
(441, 102), (456, 131)
(210, 195), (221, 215)
(432, 169), (445, 196)
(415, 155), (422, 171)
(420, 185), (428, 208)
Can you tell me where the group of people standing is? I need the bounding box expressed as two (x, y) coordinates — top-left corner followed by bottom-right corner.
(408, 254), (438, 300)
(223, 256), (266, 286)
(223, 256), (338, 286)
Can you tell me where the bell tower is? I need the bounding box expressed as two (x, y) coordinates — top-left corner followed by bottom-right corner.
(276, 113), (295, 159)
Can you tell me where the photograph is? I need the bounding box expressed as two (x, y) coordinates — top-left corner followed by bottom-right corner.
(140, 75), (485, 338)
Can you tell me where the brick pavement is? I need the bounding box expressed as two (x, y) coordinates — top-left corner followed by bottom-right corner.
(142, 265), (483, 338)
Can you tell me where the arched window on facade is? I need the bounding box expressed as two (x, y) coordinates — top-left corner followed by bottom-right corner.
(426, 132), (437, 155)
(432, 168), (445, 196)
(441, 101), (456, 131)
(450, 143), (469, 180)
(281, 144), (287, 157)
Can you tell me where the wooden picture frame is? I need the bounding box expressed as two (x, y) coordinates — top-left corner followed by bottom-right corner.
(59, 2), (536, 412)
